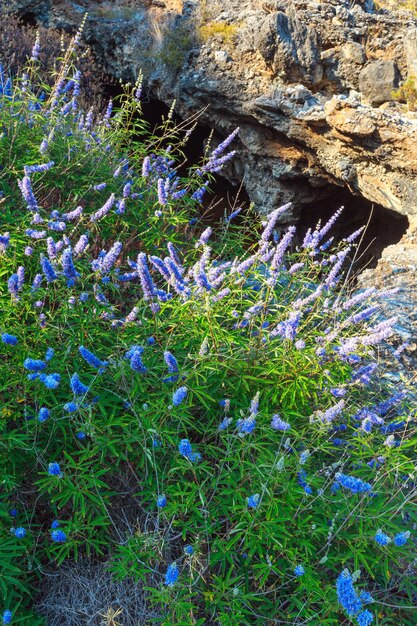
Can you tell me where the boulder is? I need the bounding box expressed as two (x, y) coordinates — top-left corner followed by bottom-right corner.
(359, 60), (400, 105)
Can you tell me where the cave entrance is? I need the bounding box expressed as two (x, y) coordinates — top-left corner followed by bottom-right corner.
(140, 97), (251, 219)
(298, 187), (409, 274)
(113, 90), (411, 273)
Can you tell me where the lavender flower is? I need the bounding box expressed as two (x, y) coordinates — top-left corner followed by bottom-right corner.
(99, 241), (122, 274)
(361, 318), (396, 346)
(268, 226), (296, 283)
(211, 287), (231, 302)
(249, 392), (260, 415)
(150, 256), (171, 282)
(393, 531), (410, 546)
(343, 226), (365, 244)
(172, 386), (187, 406)
(191, 184), (207, 202)
(157, 178), (167, 205)
(297, 470), (313, 495)
(233, 254), (257, 276)
(62, 206), (83, 221)
(39, 373), (61, 389)
(313, 400), (345, 424)
(79, 346), (107, 370)
(260, 203), (292, 243)
(24, 161), (54, 175)
(270, 311), (300, 342)
(271, 414), (290, 431)
(130, 350), (147, 373)
(330, 388), (346, 398)
(288, 262), (304, 275)
(62, 248), (78, 280)
(64, 402), (78, 412)
(157, 495), (167, 508)
(48, 462), (63, 477)
(0, 232), (10, 252)
(24, 358), (46, 372)
(51, 529), (67, 542)
(31, 213), (43, 225)
(48, 221), (66, 232)
(39, 138), (49, 154)
(26, 228), (46, 239)
(164, 562), (179, 587)
(357, 610), (374, 626)
(38, 407), (50, 422)
(20, 175), (39, 211)
(90, 193), (115, 222)
(226, 207), (242, 221)
(164, 351), (179, 373)
(218, 417), (233, 430)
(1, 333), (18, 346)
(324, 247), (351, 289)
(374, 529), (391, 546)
(334, 473), (372, 494)
(211, 128), (240, 160)
(197, 227), (212, 247)
(351, 363), (378, 386)
(247, 494), (260, 508)
(40, 255), (57, 282)
(74, 233), (89, 256)
(142, 156), (150, 177)
(102, 98), (113, 127)
(179, 439), (193, 459)
(137, 253), (156, 300)
(236, 416), (256, 435)
(336, 569), (363, 617)
(70, 373), (89, 395)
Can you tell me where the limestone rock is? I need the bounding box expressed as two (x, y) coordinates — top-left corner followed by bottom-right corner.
(359, 60), (400, 105)
(404, 28), (417, 78)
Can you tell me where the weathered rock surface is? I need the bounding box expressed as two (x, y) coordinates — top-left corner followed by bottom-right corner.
(358, 60), (400, 105)
(357, 218), (417, 371)
(3, 0), (417, 222)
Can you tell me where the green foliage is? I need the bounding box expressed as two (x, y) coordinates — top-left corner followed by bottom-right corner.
(0, 31), (416, 626)
(156, 24), (194, 71)
(392, 76), (417, 111)
(198, 21), (241, 47)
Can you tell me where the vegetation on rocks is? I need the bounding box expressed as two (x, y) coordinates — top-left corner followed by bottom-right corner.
(0, 27), (416, 626)
(392, 76), (417, 111)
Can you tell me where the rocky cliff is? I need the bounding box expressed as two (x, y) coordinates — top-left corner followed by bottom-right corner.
(5, 0), (417, 224)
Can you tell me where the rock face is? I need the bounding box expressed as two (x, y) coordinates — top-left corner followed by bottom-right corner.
(357, 217), (417, 374)
(4, 0), (417, 223)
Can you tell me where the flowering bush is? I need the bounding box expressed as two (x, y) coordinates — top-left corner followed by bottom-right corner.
(0, 30), (416, 626)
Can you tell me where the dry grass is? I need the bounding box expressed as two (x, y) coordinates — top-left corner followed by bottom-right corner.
(0, 13), (113, 111)
(376, 0), (417, 12)
(35, 559), (160, 626)
(198, 21), (241, 46)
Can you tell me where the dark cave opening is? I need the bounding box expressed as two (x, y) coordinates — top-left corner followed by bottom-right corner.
(139, 97), (251, 218)
(298, 188), (409, 273)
